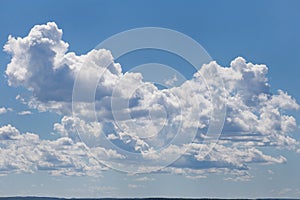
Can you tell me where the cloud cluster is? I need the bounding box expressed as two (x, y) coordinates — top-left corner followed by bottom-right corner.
(0, 124), (115, 176)
(3, 22), (300, 177)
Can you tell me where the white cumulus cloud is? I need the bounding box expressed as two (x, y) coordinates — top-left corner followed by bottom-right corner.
(2, 22), (300, 178)
(0, 124), (122, 176)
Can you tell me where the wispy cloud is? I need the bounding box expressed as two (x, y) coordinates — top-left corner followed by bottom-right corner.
(17, 110), (32, 115)
(128, 184), (144, 189)
(134, 176), (155, 182)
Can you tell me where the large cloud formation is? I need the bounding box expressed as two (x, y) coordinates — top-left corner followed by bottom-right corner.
(2, 22), (299, 178)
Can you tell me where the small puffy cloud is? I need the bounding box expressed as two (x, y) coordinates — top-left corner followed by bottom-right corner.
(3, 22), (300, 178)
(18, 110), (32, 115)
(164, 74), (178, 86)
(0, 124), (20, 140)
(0, 107), (12, 115)
(0, 107), (7, 115)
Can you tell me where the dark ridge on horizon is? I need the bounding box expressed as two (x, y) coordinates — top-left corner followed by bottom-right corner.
(0, 197), (299, 200)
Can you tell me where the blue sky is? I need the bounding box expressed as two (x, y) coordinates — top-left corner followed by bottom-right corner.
(0, 0), (300, 198)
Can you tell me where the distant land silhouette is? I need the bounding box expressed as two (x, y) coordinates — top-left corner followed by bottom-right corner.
(0, 197), (298, 200)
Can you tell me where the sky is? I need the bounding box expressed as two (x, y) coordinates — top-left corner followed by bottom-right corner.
(0, 0), (300, 198)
